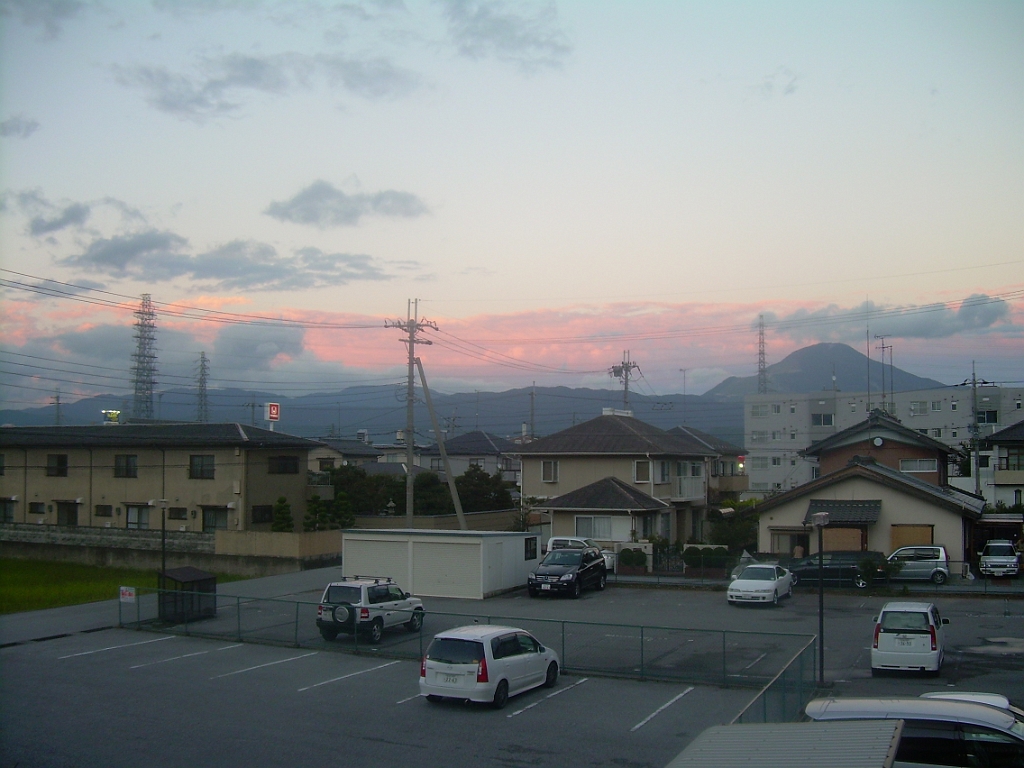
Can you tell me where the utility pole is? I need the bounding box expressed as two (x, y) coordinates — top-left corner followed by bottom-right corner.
(196, 351), (210, 423)
(874, 335), (890, 413)
(243, 394), (259, 427)
(757, 316), (768, 395)
(415, 358), (466, 530)
(52, 388), (61, 426)
(970, 362), (981, 497)
(386, 300), (437, 527)
(678, 368), (688, 424)
(609, 351), (640, 410)
(529, 383), (535, 441)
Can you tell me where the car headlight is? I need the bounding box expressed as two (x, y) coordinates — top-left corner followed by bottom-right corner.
(560, 572), (576, 582)
(528, 573), (536, 580)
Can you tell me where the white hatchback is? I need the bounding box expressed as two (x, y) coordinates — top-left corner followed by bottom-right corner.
(871, 601), (949, 675)
(419, 625), (560, 709)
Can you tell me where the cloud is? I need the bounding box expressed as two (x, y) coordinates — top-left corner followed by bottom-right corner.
(0, 0), (85, 39)
(55, 230), (403, 290)
(0, 115), (41, 138)
(29, 203), (91, 236)
(115, 50), (417, 121)
(265, 180), (428, 227)
(437, 0), (572, 73)
(764, 295), (1011, 342)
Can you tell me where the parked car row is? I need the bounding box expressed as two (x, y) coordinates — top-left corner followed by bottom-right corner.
(789, 545), (953, 588)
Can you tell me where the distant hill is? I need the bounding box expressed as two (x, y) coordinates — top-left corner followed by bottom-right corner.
(704, 343), (945, 401)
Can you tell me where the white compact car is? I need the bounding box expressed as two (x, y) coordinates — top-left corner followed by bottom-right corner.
(727, 563), (794, 606)
(871, 601), (948, 675)
(419, 625), (559, 709)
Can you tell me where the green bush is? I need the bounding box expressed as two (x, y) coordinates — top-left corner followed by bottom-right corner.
(631, 548), (647, 567)
(682, 547), (705, 567)
(619, 548), (646, 567)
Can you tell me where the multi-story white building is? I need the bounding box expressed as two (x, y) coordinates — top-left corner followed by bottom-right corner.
(743, 385), (1024, 497)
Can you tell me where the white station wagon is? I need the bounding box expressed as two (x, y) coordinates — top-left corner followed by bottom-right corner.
(419, 625), (559, 709)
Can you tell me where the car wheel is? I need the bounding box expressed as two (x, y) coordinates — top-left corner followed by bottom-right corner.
(491, 680), (509, 710)
(544, 661), (559, 688)
(527, 588), (538, 598)
(853, 574), (868, 589)
(320, 627), (338, 641)
(367, 619), (384, 644)
(870, 667), (880, 678)
(791, 574), (798, 587)
(787, 582), (793, 599)
(931, 571), (947, 585)
(596, 572), (607, 591)
(570, 581), (581, 599)
(772, 590), (778, 606)
(426, 694), (442, 703)
(405, 610), (423, 633)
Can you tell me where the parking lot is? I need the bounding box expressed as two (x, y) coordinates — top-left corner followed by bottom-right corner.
(3, 571), (1024, 768)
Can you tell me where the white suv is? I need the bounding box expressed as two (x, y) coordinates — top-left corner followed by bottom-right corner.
(316, 576), (424, 643)
(978, 540), (1020, 578)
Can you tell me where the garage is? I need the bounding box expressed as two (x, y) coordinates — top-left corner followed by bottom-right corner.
(342, 529), (541, 599)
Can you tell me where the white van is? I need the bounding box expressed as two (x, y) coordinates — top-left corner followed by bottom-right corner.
(871, 601), (948, 675)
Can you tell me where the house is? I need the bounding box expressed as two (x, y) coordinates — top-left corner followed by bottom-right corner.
(421, 430), (519, 483)
(519, 409), (716, 545)
(756, 411), (985, 561)
(310, 438), (382, 471)
(0, 423), (324, 532)
(667, 425), (748, 501)
(983, 418), (1024, 509)
(532, 476), (670, 545)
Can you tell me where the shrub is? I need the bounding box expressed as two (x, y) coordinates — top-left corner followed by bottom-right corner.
(682, 547), (705, 567)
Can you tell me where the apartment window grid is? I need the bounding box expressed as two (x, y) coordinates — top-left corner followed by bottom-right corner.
(811, 414), (834, 427)
(951, 401), (958, 411)
(541, 460), (559, 483)
(909, 401), (929, 416)
(900, 458), (938, 473)
(114, 454), (138, 478)
(931, 428), (942, 438)
(29, 502), (45, 515)
(46, 454), (68, 477)
(750, 430), (769, 443)
(931, 401), (942, 411)
(750, 403), (770, 418)
(0, 500), (14, 523)
(634, 460), (651, 483)
(771, 430), (783, 440)
(94, 504), (113, 517)
(772, 404), (782, 414)
(750, 456), (770, 471)
(189, 455), (215, 480)
(658, 460), (671, 484)
(430, 458), (444, 471)
(978, 411), (999, 424)
(771, 456), (782, 467)
(168, 507), (188, 520)
(790, 430), (797, 440)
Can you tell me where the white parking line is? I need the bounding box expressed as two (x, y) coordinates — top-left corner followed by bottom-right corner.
(298, 660), (399, 692)
(58, 635), (175, 659)
(507, 677), (589, 718)
(743, 653), (766, 670)
(212, 651), (318, 679)
(217, 644), (243, 651)
(397, 693), (421, 704)
(131, 650), (209, 669)
(630, 687), (694, 732)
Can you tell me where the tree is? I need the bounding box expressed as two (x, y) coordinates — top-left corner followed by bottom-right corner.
(271, 496), (294, 532)
(303, 493), (355, 531)
(707, 499), (759, 553)
(455, 465), (514, 513)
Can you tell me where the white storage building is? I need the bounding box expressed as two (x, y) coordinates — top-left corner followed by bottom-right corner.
(341, 529), (541, 599)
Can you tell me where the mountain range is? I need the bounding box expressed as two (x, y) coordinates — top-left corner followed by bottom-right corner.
(0, 343), (945, 447)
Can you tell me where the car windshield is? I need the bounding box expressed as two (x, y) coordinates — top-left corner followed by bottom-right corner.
(324, 585), (360, 604)
(985, 544), (1016, 557)
(543, 550), (582, 566)
(880, 611), (930, 631)
(739, 567), (775, 581)
(426, 638), (485, 664)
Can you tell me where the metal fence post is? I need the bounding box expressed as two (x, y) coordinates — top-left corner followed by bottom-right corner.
(294, 602), (300, 647)
(561, 622), (566, 668)
(136, 589), (140, 628)
(640, 626), (645, 680)
(236, 596), (242, 642)
(722, 630), (727, 686)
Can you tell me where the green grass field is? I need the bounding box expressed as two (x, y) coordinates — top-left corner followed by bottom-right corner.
(0, 559), (246, 615)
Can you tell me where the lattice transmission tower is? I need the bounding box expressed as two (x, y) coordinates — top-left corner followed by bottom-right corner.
(130, 294), (158, 420)
(757, 314), (768, 395)
(196, 351), (210, 423)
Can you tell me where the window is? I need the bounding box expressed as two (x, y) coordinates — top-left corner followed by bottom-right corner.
(750, 430), (768, 443)
(0, 499), (14, 523)
(918, 429), (928, 435)
(268, 455), (299, 474)
(771, 430), (782, 440)
(1017, 401), (1022, 410)
(977, 410), (999, 424)
(771, 404), (781, 414)
(790, 430), (797, 440)
(750, 456), (769, 470)
(318, 458), (335, 471)
(750, 404), (770, 418)
(657, 460), (670, 484)
(931, 428), (942, 438)
(29, 502), (45, 515)
(951, 401), (958, 411)
(114, 454), (138, 478)
(125, 506), (149, 530)
(525, 537), (537, 561)
(430, 458), (444, 471)
(94, 504), (113, 517)
(790, 404), (796, 414)
(771, 456), (782, 467)
(202, 508), (229, 531)
(849, 402), (858, 412)
(1005, 448), (1024, 471)
(931, 401), (942, 411)
(541, 460), (559, 483)
(0, 454), (4, 476)
(979, 455), (990, 468)
(251, 505), (273, 524)
(811, 466), (820, 479)
(690, 462), (703, 477)
(575, 515), (612, 539)
(189, 455), (215, 479)
(900, 458), (938, 473)
(811, 413), (834, 427)
(634, 460), (651, 483)
(168, 507), (188, 520)
(468, 458), (483, 468)
(951, 429), (958, 438)
(909, 401), (929, 416)
(46, 454), (68, 477)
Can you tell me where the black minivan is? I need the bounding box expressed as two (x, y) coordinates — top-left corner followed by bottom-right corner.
(789, 550), (886, 589)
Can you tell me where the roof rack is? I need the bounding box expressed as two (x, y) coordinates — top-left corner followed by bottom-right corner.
(340, 575), (394, 584)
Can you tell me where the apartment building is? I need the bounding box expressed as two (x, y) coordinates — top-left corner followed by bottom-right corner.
(743, 385), (1024, 496)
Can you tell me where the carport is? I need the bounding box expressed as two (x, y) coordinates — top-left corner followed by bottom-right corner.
(342, 529), (540, 599)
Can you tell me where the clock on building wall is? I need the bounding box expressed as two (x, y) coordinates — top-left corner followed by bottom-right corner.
(872, 437), (884, 447)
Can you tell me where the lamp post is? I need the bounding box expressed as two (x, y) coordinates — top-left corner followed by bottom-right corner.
(811, 511), (829, 685)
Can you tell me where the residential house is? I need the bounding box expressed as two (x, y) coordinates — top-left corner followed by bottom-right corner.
(421, 430), (519, 483)
(979, 419), (1024, 542)
(756, 411), (985, 562)
(0, 423), (323, 532)
(667, 425), (748, 502)
(519, 409), (716, 546)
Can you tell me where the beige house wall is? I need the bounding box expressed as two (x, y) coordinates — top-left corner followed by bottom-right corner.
(522, 456), (688, 501)
(758, 475), (967, 558)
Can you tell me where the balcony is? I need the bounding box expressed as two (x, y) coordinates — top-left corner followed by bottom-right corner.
(676, 476), (706, 501)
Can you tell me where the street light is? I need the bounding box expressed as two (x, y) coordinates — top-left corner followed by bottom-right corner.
(811, 510), (830, 685)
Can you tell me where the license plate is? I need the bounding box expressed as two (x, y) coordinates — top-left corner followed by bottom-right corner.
(541, 584), (550, 590)
(443, 674), (459, 684)
(897, 638), (913, 646)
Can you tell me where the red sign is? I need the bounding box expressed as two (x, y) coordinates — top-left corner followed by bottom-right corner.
(266, 403), (280, 421)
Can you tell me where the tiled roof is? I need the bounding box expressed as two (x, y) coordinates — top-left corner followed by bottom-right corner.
(422, 430), (516, 456)
(519, 414), (715, 457)
(534, 476), (671, 512)
(804, 499), (882, 525)
(0, 423), (322, 450)
(802, 409), (952, 457)
(361, 463), (433, 477)
(982, 416), (1024, 447)
(667, 425), (744, 455)
(319, 438), (383, 457)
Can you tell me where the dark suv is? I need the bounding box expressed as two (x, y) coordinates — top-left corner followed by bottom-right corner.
(527, 546), (607, 598)
(789, 550), (886, 589)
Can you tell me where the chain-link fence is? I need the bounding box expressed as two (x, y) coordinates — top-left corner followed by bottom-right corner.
(731, 637), (817, 724)
(118, 587), (813, 688)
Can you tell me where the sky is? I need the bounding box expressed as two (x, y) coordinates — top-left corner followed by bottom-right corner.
(1, 0), (1022, 416)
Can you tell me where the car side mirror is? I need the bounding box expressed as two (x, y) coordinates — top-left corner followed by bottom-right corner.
(730, 574), (738, 581)
(538, 645), (545, 652)
(404, 592), (411, 599)
(942, 618), (950, 625)
(872, 616), (878, 622)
